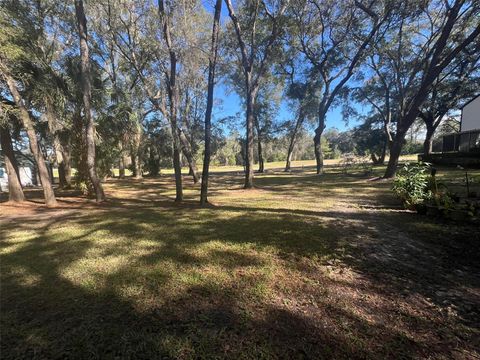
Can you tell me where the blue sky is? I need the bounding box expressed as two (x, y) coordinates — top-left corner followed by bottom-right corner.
(204, 1), (365, 135)
(212, 83), (364, 134)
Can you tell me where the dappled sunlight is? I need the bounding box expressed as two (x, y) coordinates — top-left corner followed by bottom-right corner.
(1, 165), (479, 358)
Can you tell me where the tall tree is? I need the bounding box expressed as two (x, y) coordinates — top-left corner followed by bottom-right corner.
(224, 0), (288, 188)
(200, 0), (222, 206)
(0, 103), (25, 202)
(292, 0), (390, 174)
(382, 0), (480, 177)
(158, 0), (183, 201)
(74, 0), (105, 201)
(0, 63), (57, 206)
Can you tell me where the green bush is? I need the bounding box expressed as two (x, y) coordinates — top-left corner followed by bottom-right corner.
(392, 162), (432, 210)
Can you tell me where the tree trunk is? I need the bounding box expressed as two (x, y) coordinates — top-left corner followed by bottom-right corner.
(313, 130), (323, 174)
(118, 141), (125, 178)
(285, 113), (304, 172)
(244, 89), (255, 188)
(166, 58), (183, 200)
(119, 158), (125, 178)
(179, 129), (199, 183)
(75, 0), (105, 202)
(257, 140), (264, 173)
(423, 126), (435, 155)
(149, 146), (160, 176)
(45, 100), (71, 189)
(314, 109), (326, 175)
(200, 0), (222, 206)
(131, 150), (141, 179)
(254, 116), (264, 173)
(1, 64), (56, 206)
(0, 125), (25, 202)
(378, 139), (387, 164)
(60, 135), (72, 187)
(131, 128), (142, 179)
(159, 0), (183, 201)
(384, 133), (405, 178)
(54, 135), (70, 188)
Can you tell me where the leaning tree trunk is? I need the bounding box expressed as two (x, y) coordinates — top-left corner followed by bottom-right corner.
(179, 129), (199, 183)
(0, 125), (25, 202)
(285, 113), (304, 172)
(200, 0), (222, 206)
(1, 65), (56, 206)
(75, 0), (105, 202)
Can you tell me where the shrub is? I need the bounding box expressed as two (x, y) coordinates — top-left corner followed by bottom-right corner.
(392, 162), (432, 209)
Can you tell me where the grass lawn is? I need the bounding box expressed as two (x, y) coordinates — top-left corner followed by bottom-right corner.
(1, 161), (479, 359)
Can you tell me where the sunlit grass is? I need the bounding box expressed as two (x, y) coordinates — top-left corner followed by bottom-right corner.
(1, 161), (479, 359)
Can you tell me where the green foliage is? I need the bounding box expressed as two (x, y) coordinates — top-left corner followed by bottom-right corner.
(392, 162), (432, 209)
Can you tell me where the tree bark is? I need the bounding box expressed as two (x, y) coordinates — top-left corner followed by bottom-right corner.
(314, 105), (327, 174)
(179, 129), (199, 183)
(313, 129), (323, 175)
(131, 129), (142, 179)
(0, 125), (25, 202)
(1, 64), (56, 206)
(75, 0), (105, 202)
(200, 0), (222, 206)
(384, 132), (405, 178)
(254, 115), (264, 173)
(118, 141), (125, 178)
(285, 112), (304, 172)
(378, 139), (387, 164)
(45, 99), (72, 188)
(423, 125), (435, 155)
(54, 135), (71, 188)
(257, 138), (264, 173)
(244, 89), (256, 188)
(159, 0), (183, 201)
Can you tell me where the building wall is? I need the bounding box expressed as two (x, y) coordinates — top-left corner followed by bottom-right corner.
(461, 96), (480, 132)
(0, 167), (34, 191)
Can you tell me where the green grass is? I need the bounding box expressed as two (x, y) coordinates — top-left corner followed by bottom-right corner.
(1, 161), (479, 359)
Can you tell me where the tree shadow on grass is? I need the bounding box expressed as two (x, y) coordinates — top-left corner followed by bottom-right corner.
(2, 204), (459, 359)
(1, 168), (479, 358)
(0, 210), (416, 359)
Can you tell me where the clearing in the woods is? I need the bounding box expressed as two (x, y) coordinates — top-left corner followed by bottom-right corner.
(1, 160), (479, 359)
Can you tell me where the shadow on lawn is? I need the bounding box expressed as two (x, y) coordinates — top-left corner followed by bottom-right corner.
(1, 168), (479, 358)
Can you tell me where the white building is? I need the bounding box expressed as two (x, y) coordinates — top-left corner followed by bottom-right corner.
(460, 95), (480, 132)
(0, 166), (35, 191)
(442, 95), (480, 153)
(0, 154), (36, 192)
